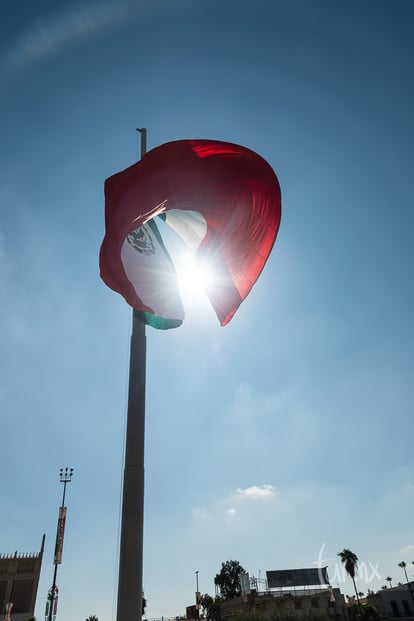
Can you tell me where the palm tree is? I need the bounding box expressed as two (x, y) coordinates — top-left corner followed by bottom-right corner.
(398, 561), (409, 583)
(86, 616), (99, 621)
(338, 549), (362, 613)
(386, 577), (393, 588)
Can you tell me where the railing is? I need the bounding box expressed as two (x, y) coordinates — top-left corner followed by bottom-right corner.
(0, 551), (40, 559)
(145, 617), (186, 621)
(256, 588), (332, 598)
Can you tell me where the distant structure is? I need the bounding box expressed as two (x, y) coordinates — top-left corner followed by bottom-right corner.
(0, 534), (45, 621)
(219, 567), (348, 621)
(186, 604), (199, 619)
(221, 587), (348, 621)
(367, 581), (414, 620)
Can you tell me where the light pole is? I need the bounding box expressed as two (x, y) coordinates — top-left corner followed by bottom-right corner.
(48, 467), (74, 621)
(195, 570), (200, 617)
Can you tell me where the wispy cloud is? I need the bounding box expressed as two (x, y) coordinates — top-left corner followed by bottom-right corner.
(235, 484), (276, 499)
(399, 544), (414, 555)
(191, 507), (212, 521)
(225, 508), (237, 521)
(1, 1), (139, 75)
(191, 484), (276, 527)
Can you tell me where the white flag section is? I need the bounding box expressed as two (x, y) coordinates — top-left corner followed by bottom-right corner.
(121, 219), (184, 329)
(162, 209), (207, 252)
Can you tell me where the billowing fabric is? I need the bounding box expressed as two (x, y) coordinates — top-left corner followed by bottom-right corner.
(100, 139), (281, 329)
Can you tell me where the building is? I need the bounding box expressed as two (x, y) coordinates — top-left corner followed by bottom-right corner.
(0, 535), (45, 621)
(367, 582), (414, 620)
(220, 587), (348, 621)
(219, 567), (348, 621)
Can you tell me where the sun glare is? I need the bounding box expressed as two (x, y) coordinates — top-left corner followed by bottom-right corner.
(176, 251), (211, 302)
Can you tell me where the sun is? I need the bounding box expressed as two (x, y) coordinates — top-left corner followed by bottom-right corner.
(175, 250), (212, 302)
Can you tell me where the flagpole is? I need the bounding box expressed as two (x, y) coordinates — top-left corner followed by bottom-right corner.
(116, 128), (147, 621)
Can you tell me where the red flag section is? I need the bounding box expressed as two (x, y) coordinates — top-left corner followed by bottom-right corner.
(100, 139), (281, 329)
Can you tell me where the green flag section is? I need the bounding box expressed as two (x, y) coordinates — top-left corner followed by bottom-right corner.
(100, 139), (281, 329)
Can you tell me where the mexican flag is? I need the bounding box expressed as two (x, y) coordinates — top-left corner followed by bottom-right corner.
(100, 139), (281, 329)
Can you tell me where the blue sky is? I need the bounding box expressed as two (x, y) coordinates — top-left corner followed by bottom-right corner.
(1, 1), (413, 619)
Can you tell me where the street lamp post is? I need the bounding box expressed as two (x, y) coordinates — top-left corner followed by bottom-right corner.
(48, 467), (74, 621)
(195, 571), (200, 617)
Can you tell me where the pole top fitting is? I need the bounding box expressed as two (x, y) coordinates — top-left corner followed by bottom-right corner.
(59, 467), (74, 483)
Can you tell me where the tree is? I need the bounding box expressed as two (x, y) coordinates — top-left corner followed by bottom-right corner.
(385, 577), (393, 588)
(349, 603), (380, 621)
(86, 616), (99, 621)
(338, 549), (362, 612)
(398, 561), (409, 583)
(201, 593), (221, 621)
(214, 560), (246, 600)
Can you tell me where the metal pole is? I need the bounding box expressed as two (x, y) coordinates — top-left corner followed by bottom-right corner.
(116, 128), (147, 621)
(48, 467), (73, 621)
(195, 571), (200, 617)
